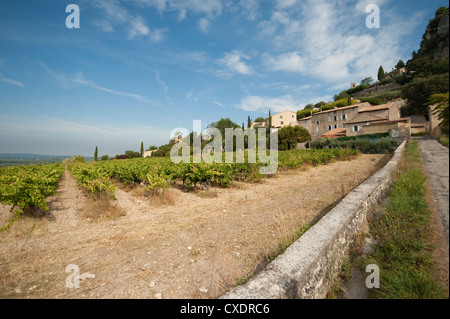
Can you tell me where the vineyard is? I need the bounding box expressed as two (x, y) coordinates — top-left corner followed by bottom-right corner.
(0, 163), (65, 231)
(68, 148), (359, 199)
(0, 148), (389, 299)
(0, 148), (358, 231)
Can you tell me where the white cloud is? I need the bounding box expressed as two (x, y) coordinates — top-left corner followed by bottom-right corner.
(130, 0), (222, 18)
(212, 100), (225, 108)
(257, 0), (418, 86)
(0, 73), (24, 87)
(276, 0), (297, 10)
(198, 18), (210, 33)
(265, 52), (305, 73)
(92, 0), (168, 43)
(235, 95), (300, 113)
(238, 0), (259, 21)
(218, 50), (253, 77)
(72, 73), (166, 109)
(155, 72), (169, 94)
(128, 16), (150, 39)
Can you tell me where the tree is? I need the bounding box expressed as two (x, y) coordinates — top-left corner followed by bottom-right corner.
(247, 116), (252, 128)
(124, 150), (141, 159)
(377, 66), (386, 82)
(147, 146), (158, 151)
(428, 92), (449, 129)
(347, 95), (352, 106)
(268, 110), (272, 128)
(360, 77), (374, 86)
(94, 146), (98, 162)
(207, 118), (240, 143)
(140, 142), (144, 157)
(401, 74), (449, 115)
(334, 90), (350, 101)
(101, 155), (109, 161)
(278, 126), (311, 151)
(254, 117), (266, 122)
(395, 60), (405, 70)
(314, 101), (326, 110)
(242, 123), (245, 130)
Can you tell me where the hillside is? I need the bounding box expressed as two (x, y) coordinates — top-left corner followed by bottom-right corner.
(401, 7), (449, 116)
(344, 7), (449, 113)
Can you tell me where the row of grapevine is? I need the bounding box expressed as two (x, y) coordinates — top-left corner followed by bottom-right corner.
(68, 163), (116, 199)
(278, 148), (358, 168)
(0, 163), (65, 231)
(66, 148), (359, 199)
(94, 158), (260, 191)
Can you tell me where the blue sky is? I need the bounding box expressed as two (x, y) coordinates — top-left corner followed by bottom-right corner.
(0, 0), (447, 156)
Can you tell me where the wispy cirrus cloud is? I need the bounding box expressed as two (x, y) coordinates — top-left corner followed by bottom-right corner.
(0, 73), (24, 87)
(39, 61), (166, 109)
(212, 100), (225, 108)
(235, 95), (300, 113)
(72, 73), (167, 109)
(91, 0), (167, 42)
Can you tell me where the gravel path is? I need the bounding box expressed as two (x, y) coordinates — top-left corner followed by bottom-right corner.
(418, 137), (449, 245)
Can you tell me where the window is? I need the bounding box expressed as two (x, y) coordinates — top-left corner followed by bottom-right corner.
(352, 125), (360, 132)
(316, 121), (320, 125)
(327, 125), (333, 131)
(341, 114), (347, 120)
(334, 116), (338, 121)
(281, 121), (284, 125)
(328, 116), (331, 122)
(280, 116), (283, 119)
(316, 127), (319, 132)
(334, 124), (338, 129)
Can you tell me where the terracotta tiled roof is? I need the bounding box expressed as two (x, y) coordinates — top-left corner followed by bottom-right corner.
(346, 113), (387, 124)
(369, 119), (410, 125)
(314, 103), (371, 115)
(359, 103), (391, 113)
(322, 128), (347, 138)
(298, 116), (312, 121)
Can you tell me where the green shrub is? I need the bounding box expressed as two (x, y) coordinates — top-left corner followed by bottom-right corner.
(309, 134), (398, 154)
(411, 131), (429, 136)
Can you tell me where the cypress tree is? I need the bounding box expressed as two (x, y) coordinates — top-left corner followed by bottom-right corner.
(140, 142), (144, 157)
(378, 65), (386, 82)
(94, 146), (98, 162)
(268, 110), (272, 128)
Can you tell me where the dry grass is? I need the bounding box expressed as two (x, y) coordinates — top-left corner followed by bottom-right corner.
(146, 190), (175, 207)
(80, 195), (125, 222)
(195, 189), (218, 199)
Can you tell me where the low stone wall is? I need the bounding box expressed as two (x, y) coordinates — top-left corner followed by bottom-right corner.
(220, 141), (407, 299)
(352, 82), (401, 99)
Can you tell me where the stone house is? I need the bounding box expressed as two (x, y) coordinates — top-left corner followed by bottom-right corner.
(308, 103), (371, 139)
(271, 110), (297, 128)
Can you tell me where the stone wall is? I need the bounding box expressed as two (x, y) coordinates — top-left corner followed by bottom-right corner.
(220, 141), (406, 299)
(352, 82), (401, 99)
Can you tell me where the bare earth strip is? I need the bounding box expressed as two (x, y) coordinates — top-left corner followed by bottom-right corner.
(0, 154), (386, 299)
